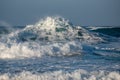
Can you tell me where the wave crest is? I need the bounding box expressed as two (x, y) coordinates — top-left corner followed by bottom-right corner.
(2, 16), (102, 43)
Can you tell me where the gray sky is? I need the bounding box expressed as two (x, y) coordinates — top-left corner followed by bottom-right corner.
(0, 0), (120, 26)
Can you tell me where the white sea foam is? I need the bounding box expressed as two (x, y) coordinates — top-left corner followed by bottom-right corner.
(0, 41), (82, 59)
(0, 69), (119, 80)
(0, 16), (103, 59)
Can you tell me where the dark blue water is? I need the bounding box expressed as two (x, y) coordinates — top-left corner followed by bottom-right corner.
(91, 27), (120, 37)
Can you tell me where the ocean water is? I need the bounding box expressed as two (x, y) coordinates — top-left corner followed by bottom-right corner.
(0, 16), (120, 80)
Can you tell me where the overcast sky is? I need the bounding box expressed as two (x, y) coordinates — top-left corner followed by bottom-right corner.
(0, 0), (120, 26)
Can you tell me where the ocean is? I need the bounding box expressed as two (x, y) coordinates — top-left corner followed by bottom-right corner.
(0, 16), (120, 80)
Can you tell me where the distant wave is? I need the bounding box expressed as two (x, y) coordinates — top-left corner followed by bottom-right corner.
(87, 26), (119, 30)
(87, 26), (120, 37)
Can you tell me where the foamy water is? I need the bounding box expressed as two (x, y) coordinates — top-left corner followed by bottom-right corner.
(0, 70), (120, 80)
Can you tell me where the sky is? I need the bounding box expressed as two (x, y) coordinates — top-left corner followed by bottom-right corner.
(0, 0), (120, 26)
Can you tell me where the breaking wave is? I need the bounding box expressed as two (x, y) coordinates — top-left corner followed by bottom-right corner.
(0, 16), (103, 59)
(1, 16), (102, 43)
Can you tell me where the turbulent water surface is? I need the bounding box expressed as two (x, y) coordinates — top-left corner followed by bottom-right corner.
(0, 16), (120, 80)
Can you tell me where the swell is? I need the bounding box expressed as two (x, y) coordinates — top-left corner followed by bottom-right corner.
(91, 27), (120, 37)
